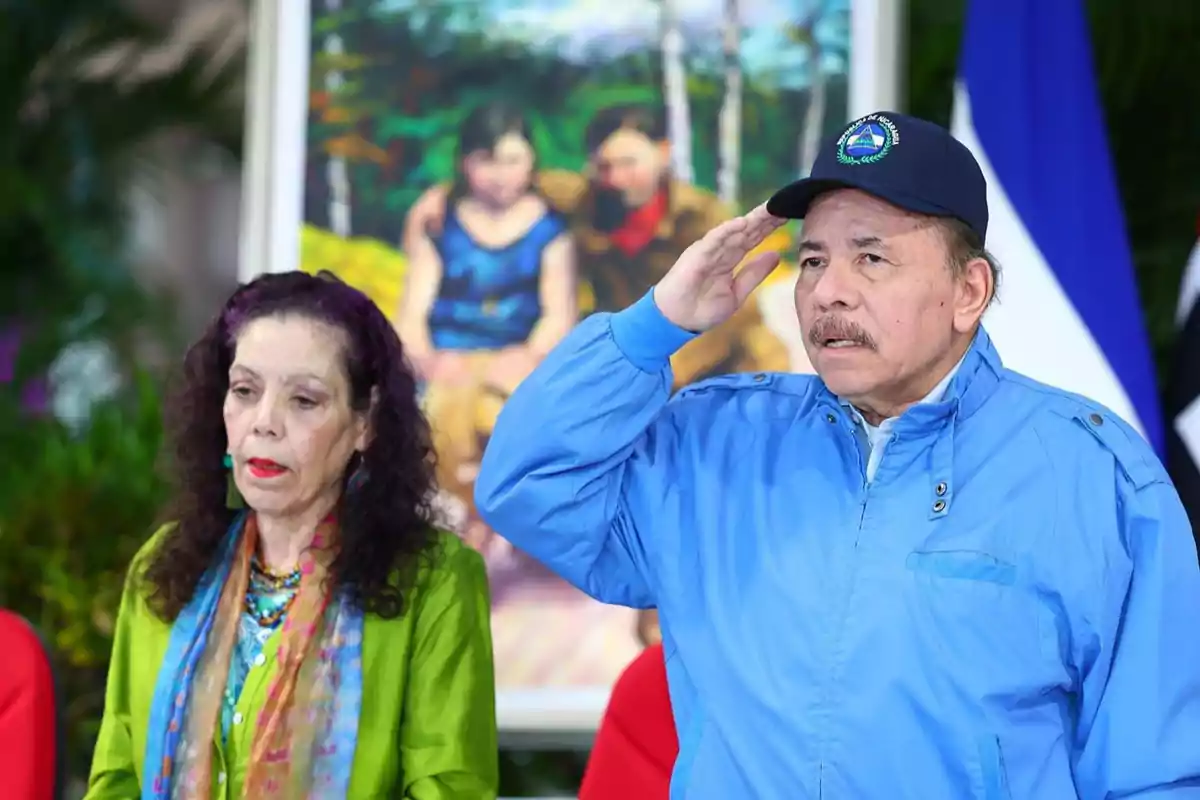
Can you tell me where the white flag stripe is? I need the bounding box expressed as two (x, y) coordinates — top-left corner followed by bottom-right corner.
(1176, 238), (1200, 326)
(950, 84), (1145, 438)
(1176, 395), (1200, 472)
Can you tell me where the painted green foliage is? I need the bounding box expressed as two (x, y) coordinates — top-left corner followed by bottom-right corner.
(306, 0), (850, 248)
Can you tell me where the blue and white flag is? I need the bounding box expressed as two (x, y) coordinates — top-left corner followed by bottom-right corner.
(1166, 219), (1200, 536)
(951, 0), (1163, 452)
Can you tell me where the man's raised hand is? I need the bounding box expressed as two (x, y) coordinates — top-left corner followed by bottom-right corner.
(653, 204), (786, 332)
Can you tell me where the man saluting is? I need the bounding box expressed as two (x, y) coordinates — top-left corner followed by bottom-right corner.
(476, 112), (1200, 798)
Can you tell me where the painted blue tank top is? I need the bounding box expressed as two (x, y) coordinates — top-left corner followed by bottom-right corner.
(428, 203), (567, 350)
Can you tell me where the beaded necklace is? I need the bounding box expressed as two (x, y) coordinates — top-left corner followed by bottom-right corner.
(244, 557), (301, 628)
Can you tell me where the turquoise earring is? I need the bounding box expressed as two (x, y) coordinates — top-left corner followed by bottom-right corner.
(224, 454), (245, 510)
(347, 452), (368, 493)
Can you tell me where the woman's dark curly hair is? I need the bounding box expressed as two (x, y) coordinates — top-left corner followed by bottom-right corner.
(142, 270), (438, 621)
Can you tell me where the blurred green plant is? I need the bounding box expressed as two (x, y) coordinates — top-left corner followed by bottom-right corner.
(0, 0), (242, 383)
(0, 0), (241, 786)
(0, 373), (170, 779)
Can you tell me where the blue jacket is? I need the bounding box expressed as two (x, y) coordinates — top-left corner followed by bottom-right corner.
(476, 291), (1200, 799)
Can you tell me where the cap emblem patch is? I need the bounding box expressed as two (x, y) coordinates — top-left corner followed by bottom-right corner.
(836, 114), (900, 165)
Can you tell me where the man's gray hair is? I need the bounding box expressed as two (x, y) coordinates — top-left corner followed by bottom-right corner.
(938, 217), (1002, 306)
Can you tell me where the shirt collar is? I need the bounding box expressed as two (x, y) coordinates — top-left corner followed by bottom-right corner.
(838, 345), (970, 431)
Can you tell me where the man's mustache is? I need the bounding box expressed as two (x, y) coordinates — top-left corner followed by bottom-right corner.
(590, 184), (631, 233)
(808, 316), (876, 349)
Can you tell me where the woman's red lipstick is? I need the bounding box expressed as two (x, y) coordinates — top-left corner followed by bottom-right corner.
(247, 458), (287, 478)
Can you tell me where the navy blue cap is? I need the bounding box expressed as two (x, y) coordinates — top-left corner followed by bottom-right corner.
(766, 112), (989, 242)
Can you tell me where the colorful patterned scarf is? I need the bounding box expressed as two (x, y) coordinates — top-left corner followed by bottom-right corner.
(142, 511), (364, 799)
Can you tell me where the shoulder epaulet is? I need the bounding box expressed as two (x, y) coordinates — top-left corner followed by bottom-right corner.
(675, 371), (777, 400)
(1069, 405), (1161, 490)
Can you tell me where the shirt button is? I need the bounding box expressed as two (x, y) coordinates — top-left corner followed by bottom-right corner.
(253, 653), (266, 667)
(218, 772), (227, 784)
(232, 711), (244, 725)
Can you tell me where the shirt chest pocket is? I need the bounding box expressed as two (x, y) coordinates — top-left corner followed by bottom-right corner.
(903, 549), (1061, 673)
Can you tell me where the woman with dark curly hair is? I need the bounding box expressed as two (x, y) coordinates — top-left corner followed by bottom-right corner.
(84, 271), (498, 799)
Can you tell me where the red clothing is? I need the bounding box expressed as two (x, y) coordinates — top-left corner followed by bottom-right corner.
(609, 190), (669, 257)
(0, 610), (59, 800)
(579, 643), (679, 799)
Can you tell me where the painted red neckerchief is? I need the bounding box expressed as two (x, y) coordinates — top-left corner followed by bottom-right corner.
(608, 189), (669, 257)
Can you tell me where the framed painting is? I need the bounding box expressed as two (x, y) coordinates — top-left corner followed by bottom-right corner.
(239, 0), (902, 734)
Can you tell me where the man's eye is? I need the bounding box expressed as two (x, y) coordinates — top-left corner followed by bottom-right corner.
(862, 253), (885, 264)
(231, 386), (253, 398)
(293, 396), (318, 410)
(801, 257), (825, 269)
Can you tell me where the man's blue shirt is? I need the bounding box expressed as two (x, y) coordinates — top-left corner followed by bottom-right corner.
(476, 290), (1200, 799)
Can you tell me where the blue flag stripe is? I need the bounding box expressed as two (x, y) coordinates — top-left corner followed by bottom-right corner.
(959, 0), (1163, 453)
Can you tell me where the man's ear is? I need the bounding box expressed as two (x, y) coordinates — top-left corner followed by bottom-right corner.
(953, 256), (993, 334)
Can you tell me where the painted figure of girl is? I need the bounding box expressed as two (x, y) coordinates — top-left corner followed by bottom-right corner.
(397, 102), (577, 540)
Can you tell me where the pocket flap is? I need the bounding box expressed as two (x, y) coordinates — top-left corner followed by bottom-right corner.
(906, 550), (1016, 586)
